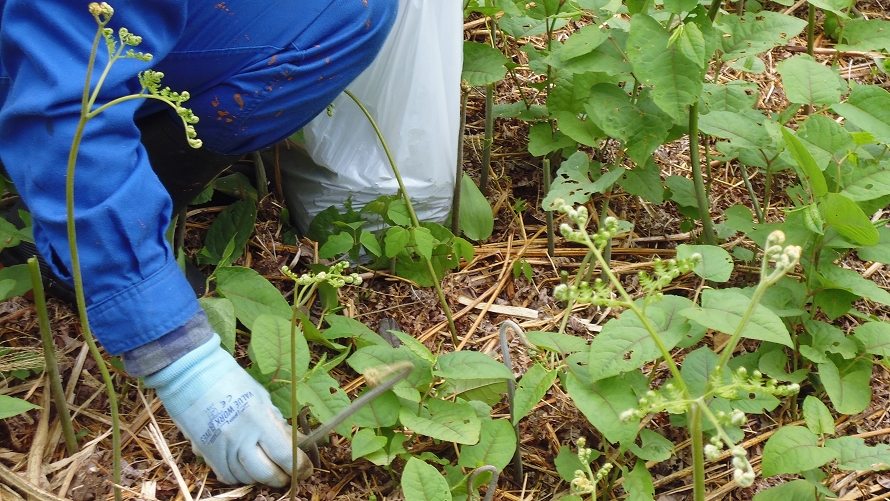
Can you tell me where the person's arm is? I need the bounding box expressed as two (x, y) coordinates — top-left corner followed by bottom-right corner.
(0, 0), (197, 355)
(0, 2), (310, 485)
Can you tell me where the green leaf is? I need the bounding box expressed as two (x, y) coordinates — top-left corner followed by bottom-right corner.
(588, 308), (683, 382)
(525, 330), (589, 354)
(359, 230), (383, 257)
(700, 81), (759, 114)
(198, 297), (236, 354)
(680, 289), (793, 347)
(822, 193), (880, 246)
(402, 457), (451, 501)
(0, 264), (31, 301)
(677, 244), (733, 282)
(628, 429), (674, 462)
(216, 266), (291, 330)
(389, 330), (436, 365)
(824, 436), (890, 471)
(782, 127), (828, 197)
(319, 232), (355, 258)
(0, 217), (33, 250)
(699, 111), (771, 150)
(858, 227), (890, 264)
(543, 152), (623, 209)
(399, 398), (482, 445)
(554, 445), (594, 482)
(777, 55), (845, 106)
(832, 85), (890, 144)
(564, 373), (640, 444)
(459, 173), (494, 240)
(462, 42), (508, 87)
(365, 431), (408, 467)
(841, 163), (890, 202)
(249, 314), (309, 378)
(585, 86), (672, 164)
(664, 0), (698, 13)
(297, 370), (352, 436)
(348, 345), (433, 391)
(624, 460), (656, 501)
(797, 114), (855, 169)
(807, 0), (852, 14)
(384, 226), (410, 258)
(819, 260), (890, 306)
(627, 14), (702, 121)
(387, 200), (412, 227)
(836, 19), (890, 52)
(752, 479), (821, 501)
(411, 227), (436, 261)
(458, 419), (517, 470)
(350, 386), (401, 428)
(674, 22), (707, 68)
(561, 24), (609, 60)
(512, 364), (558, 424)
(436, 351), (513, 380)
(819, 356), (873, 415)
(351, 428), (387, 461)
(620, 157), (664, 204)
(718, 11), (807, 61)
(528, 123), (577, 157)
(761, 426), (837, 476)
(198, 199), (257, 266)
(651, 295), (707, 348)
(853, 321), (890, 358)
(803, 396), (836, 436)
(0, 394), (40, 419)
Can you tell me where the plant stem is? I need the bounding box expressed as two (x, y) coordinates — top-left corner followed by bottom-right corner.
(453, 84), (470, 235)
(543, 158), (554, 257)
(741, 165), (764, 223)
(290, 303), (300, 501)
(481, 84), (494, 197)
(688, 103), (717, 245)
(28, 258), (78, 456)
(252, 151), (269, 201)
(343, 90), (459, 344)
(689, 403), (706, 501)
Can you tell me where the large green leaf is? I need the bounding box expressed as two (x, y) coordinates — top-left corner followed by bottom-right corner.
(585, 85), (671, 164)
(462, 42), (508, 87)
(836, 19), (890, 52)
(525, 330), (590, 354)
(825, 436), (890, 471)
(718, 11), (807, 61)
(402, 458), (451, 501)
(436, 351), (513, 380)
(859, 227), (890, 264)
(802, 396), (835, 436)
(680, 289), (793, 347)
(761, 426), (837, 476)
(832, 85), (890, 144)
(0, 264), (31, 301)
(819, 356), (873, 415)
(198, 297), (236, 354)
(588, 308), (685, 382)
(297, 370), (352, 435)
(197, 199), (257, 266)
(350, 387), (401, 429)
(853, 321), (890, 358)
(512, 363), (558, 424)
(699, 110), (770, 149)
(561, 24), (609, 60)
(752, 480), (821, 501)
(458, 419), (517, 470)
(216, 266), (291, 330)
(351, 428), (387, 461)
(0, 394), (40, 419)
(459, 173), (494, 241)
(564, 373), (640, 444)
(807, 0), (852, 14)
(797, 114), (855, 170)
(699, 82), (759, 114)
(399, 398), (481, 445)
(348, 345), (433, 391)
(677, 244), (733, 282)
(819, 264), (890, 306)
(840, 163), (890, 202)
(626, 14), (702, 121)
(249, 314), (309, 378)
(782, 128), (828, 197)
(777, 55), (845, 106)
(821, 193), (879, 246)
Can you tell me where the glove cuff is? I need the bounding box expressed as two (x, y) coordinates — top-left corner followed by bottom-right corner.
(143, 333), (238, 416)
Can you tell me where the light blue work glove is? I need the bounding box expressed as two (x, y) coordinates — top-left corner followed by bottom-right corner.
(144, 334), (312, 487)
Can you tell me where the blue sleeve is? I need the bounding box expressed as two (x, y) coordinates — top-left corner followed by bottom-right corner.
(0, 0), (202, 355)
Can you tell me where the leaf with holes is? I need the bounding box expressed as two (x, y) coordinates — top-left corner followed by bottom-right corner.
(297, 370), (351, 436)
(718, 11), (807, 61)
(825, 436), (890, 471)
(399, 398), (481, 445)
(564, 373), (640, 444)
(588, 307), (683, 382)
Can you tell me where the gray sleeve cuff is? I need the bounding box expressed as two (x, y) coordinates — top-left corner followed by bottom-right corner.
(122, 311), (215, 377)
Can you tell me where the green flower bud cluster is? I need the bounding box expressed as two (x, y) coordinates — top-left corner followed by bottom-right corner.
(553, 277), (622, 307)
(704, 439), (755, 486)
(763, 230), (802, 282)
(281, 261), (363, 288)
(569, 438), (612, 497)
(620, 383), (691, 422)
(709, 365), (801, 400)
(638, 254), (700, 299)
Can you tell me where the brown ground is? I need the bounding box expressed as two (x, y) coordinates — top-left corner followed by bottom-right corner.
(3, 3), (890, 500)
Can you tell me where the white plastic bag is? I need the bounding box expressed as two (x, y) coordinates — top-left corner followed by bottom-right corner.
(289, 0), (462, 233)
